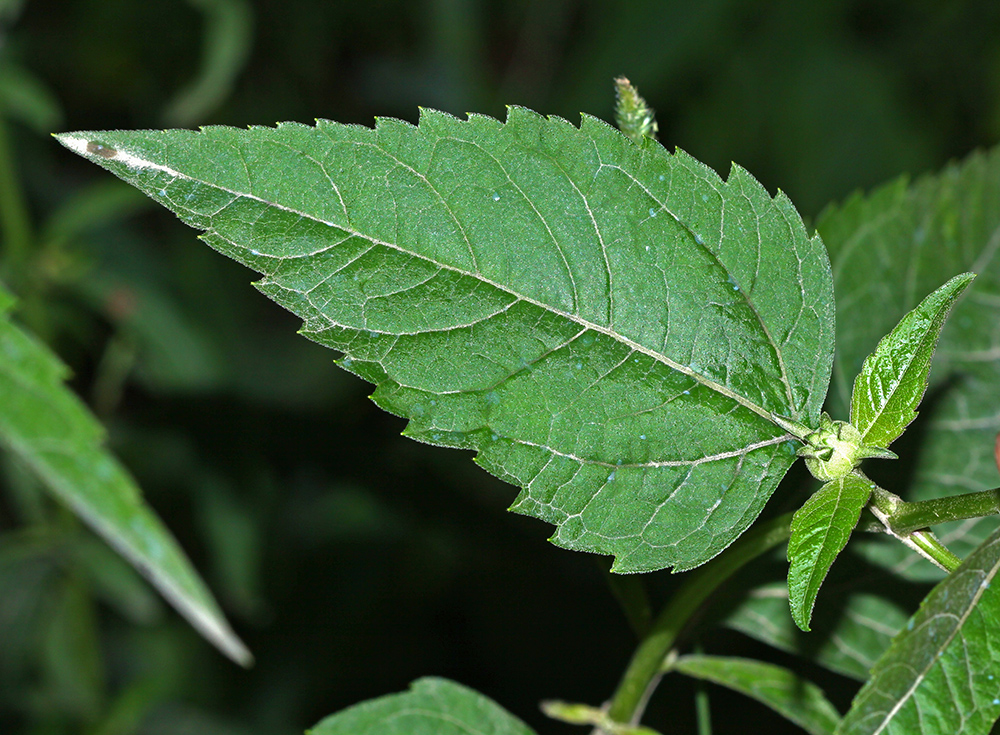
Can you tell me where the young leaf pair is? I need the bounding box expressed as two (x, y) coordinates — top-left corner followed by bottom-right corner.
(784, 272), (975, 631)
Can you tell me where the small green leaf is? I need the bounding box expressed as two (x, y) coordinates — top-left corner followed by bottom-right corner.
(818, 146), (1000, 570)
(55, 108), (835, 573)
(837, 525), (1000, 735)
(850, 272), (975, 451)
(0, 281), (250, 665)
(309, 677), (536, 735)
(788, 473), (874, 631)
(673, 654), (841, 735)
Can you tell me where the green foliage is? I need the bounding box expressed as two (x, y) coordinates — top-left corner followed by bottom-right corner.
(672, 654), (841, 735)
(55, 107), (835, 574)
(50, 92), (1000, 733)
(6, 3), (1000, 734)
(838, 525), (1000, 735)
(309, 678), (536, 735)
(723, 581), (912, 681)
(722, 145), (1000, 726)
(787, 473), (874, 631)
(850, 272), (975, 451)
(818, 147), (1000, 572)
(0, 280), (249, 665)
(786, 273), (975, 631)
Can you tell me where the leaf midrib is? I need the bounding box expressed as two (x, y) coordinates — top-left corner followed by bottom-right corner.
(67, 133), (796, 432)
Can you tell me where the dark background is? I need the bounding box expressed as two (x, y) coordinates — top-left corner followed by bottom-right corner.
(1, 1), (999, 733)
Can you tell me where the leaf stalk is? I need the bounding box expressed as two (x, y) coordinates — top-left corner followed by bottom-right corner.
(866, 483), (962, 572)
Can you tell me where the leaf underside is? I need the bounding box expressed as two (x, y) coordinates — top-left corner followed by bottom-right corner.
(787, 473), (874, 631)
(0, 283), (249, 665)
(56, 107), (834, 572)
(837, 525), (1000, 735)
(309, 677), (536, 735)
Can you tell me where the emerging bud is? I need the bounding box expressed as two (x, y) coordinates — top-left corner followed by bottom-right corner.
(796, 413), (897, 481)
(614, 76), (658, 144)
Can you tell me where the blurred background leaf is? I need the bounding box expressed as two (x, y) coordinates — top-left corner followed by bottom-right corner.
(1, 1), (999, 733)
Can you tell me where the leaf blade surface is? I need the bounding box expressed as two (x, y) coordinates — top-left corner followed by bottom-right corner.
(309, 677), (536, 735)
(56, 108), (835, 571)
(787, 473), (874, 631)
(850, 273), (975, 450)
(837, 525), (1000, 735)
(0, 282), (249, 664)
(674, 654), (841, 735)
(723, 580), (912, 681)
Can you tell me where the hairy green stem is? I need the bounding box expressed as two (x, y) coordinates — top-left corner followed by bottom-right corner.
(606, 513), (792, 725)
(867, 483), (962, 572)
(908, 530), (962, 572)
(887, 488), (1000, 534)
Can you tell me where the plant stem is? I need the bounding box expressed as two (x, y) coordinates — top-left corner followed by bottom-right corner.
(908, 530), (962, 572)
(866, 482), (962, 572)
(886, 488), (1000, 534)
(605, 513), (792, 726)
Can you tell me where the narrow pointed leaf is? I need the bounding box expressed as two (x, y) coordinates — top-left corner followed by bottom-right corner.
(55, 107), (834, 572)
(788, 473), (874, 631)
(837, 525), (1000, 735)
(309, 677), (536, 735)
(674, 654), (841, 735)
(0, 282), (250, 665)
(850, 273), (975, 450)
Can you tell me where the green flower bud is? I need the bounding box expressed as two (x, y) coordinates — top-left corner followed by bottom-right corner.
(796, 413), (898, 481)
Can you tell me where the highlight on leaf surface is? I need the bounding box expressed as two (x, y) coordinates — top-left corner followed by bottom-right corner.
(55, 104), (835, 574)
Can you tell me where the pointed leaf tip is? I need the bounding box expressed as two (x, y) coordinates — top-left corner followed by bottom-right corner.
(0, 282), (251, 666)
(851, 272), (975, 451)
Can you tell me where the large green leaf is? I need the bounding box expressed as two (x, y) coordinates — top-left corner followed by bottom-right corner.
(787, 473), (874, 631)
(818, 147), (1000, 571)
(0, 281), (249, 665)
(837, 525), (1000, 735)
(673, 654), (841, 735)
(850, 272), (974, 451)
(309, 677), (536, 735)
(55, 107), (835, 572)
